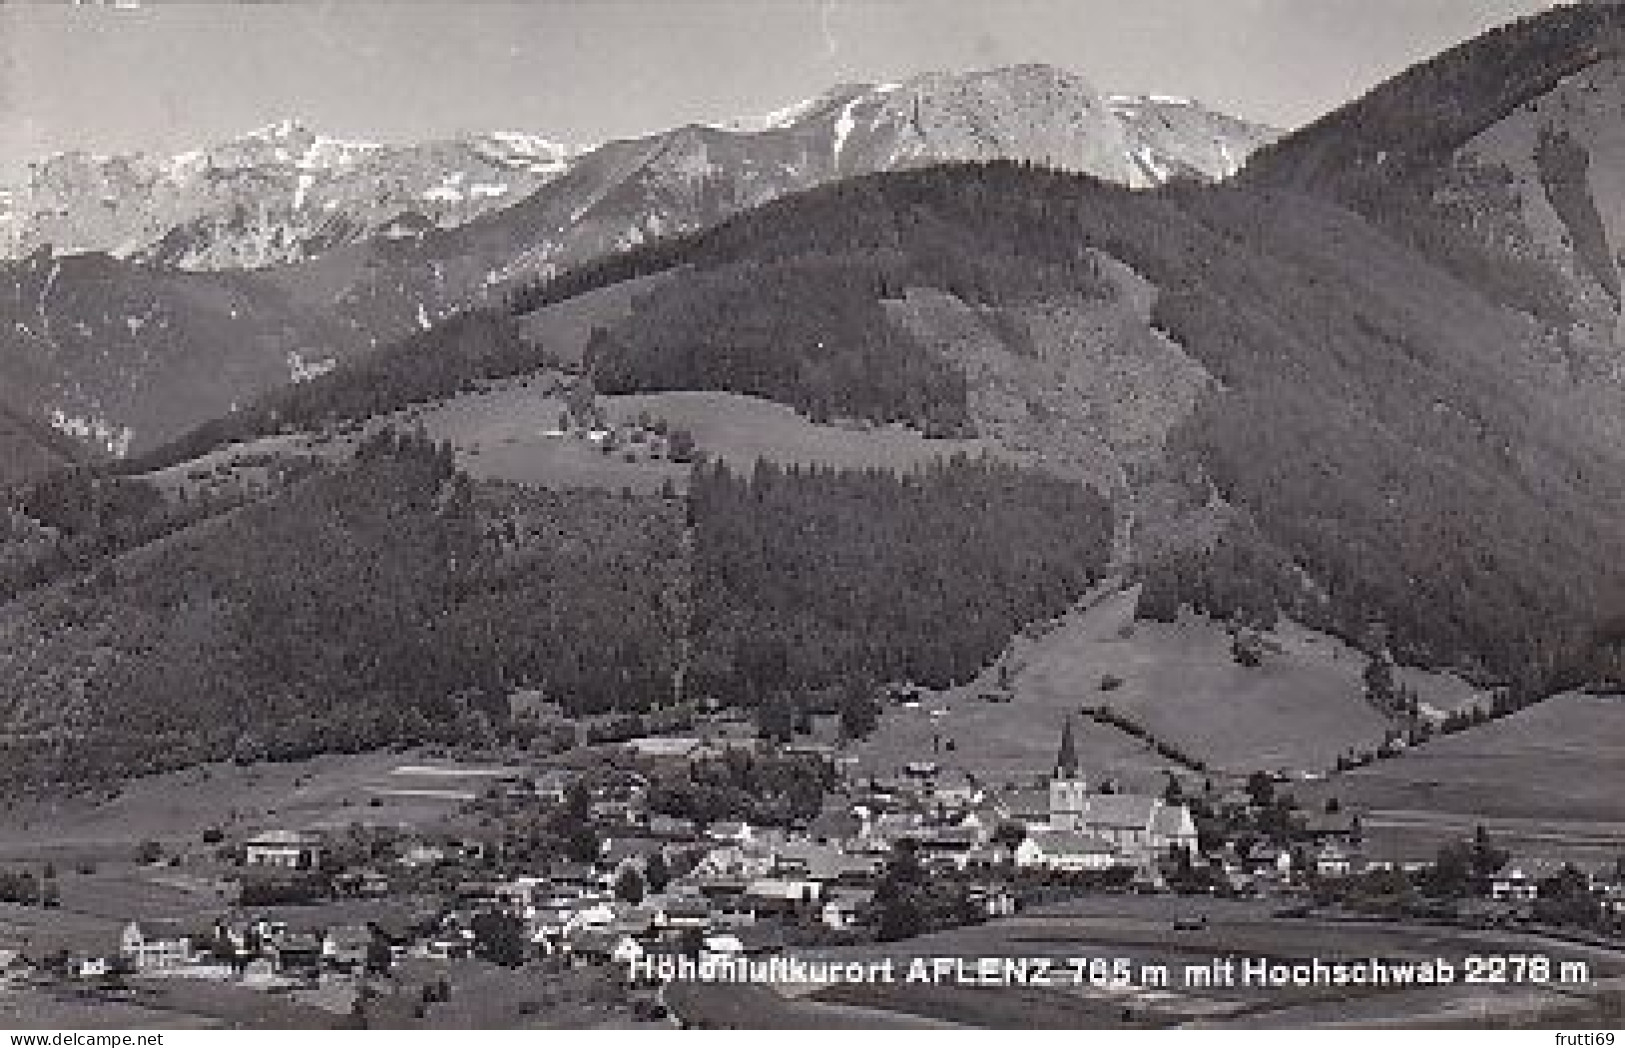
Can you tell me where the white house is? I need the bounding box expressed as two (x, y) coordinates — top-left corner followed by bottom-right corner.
(701, 933), (745, 958)
(1315, 843), (1355, 878)
(119, 921), (193, 972)
(743, 878), (822, 917)
(243, 829), (324, 870)
(611, 935), (645, 965)
(1014, 830), (1120, 872)
(1490, 858), (1569, 902)
(821, 888), (874, 930)
(707, 821), (755, 845)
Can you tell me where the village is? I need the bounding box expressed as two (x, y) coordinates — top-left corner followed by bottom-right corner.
(2, 695), (1622, 1029)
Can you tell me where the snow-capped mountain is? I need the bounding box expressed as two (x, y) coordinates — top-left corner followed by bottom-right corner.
(0, 64), (1279, 458)
(0, 120), (583, 270)
(305, 64), (1280, 341)
(0, 66), (1273, 275)
(1107, 93), (1273, 183)
(710, 67), (1276, 186)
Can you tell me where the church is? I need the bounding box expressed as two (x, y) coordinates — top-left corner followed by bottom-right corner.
(1042, 716), (1199, 864)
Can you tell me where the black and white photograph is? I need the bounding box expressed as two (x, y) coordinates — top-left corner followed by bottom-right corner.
(1, 0), (1624, 1035)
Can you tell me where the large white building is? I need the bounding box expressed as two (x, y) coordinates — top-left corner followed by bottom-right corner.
(1014, 829), (1119, 872)
(119, 920), (193, 972)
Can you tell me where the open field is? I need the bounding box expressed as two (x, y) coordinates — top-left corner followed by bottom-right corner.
(0, 982), (224, 1030)
(415, 384), (997, 486)
(0, 900), (126, 959)
(0, 752), (518, 861)
(1319, 693), (1625, 823)
(843, 582), (1480, 789)
(846, 672), (1178, 793)
(1005, 586), (1480, 776)
(844, 584), (1433, 788)
(388, 958), (653, 1029)
(1302, 692), (1625, 862)
(141, 379), (998, 500)
(51, 867), (231, 924)
(1349, 812), (1625, 868)
(604, 391), (1000, 470)
(405, 382), (687, 492)
(102, 977), (341, 1029)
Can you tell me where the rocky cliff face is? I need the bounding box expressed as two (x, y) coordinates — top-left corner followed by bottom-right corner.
(0, 247), (366, 457)
(1458, 55), (1625, 344)
(0, 66), (1274, 275)
(0, 121), (582, 270)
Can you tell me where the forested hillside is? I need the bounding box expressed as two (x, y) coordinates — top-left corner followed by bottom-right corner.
(127, 310), (541, 473)
(0, 431), (686, 789)
(0, 422), (1118, 787)
(505, 161), (1625, 689)
(10, 138), (1625, 785)
(1243, 3), (1625, 323)
(1250, 5), (1622, 185)
(586, 259), (976, 435)
(687, 456), (1115, 725)
(121, 158), (1625, 693)
(0, 397), (79, 487)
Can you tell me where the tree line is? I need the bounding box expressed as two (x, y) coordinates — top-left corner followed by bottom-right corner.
(685, 454), (1115, 720)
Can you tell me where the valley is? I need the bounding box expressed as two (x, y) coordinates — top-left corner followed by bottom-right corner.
(2, 3), (1625, 1031)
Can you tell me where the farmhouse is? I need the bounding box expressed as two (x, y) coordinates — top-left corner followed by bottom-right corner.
(1490, 857), (1572, 901)
(243, 829), (324, 870)
(707, 820), (755, 845)
(1300, 811), (1363, 846)
(649, 894), (713, 930)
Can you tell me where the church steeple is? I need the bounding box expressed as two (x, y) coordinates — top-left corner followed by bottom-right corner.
(1049, 715), (1088, 830)
(1055, 715), (1079, 780)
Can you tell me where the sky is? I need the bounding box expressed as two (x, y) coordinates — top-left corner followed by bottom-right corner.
(0, 0), (1562, 181)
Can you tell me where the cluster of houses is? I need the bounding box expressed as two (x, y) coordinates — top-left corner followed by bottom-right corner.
(109, 915), (386, 982)
(7, 719), (1212, 987)
(9, 715), (1622, 995)
(1481, 857), (1625, 917)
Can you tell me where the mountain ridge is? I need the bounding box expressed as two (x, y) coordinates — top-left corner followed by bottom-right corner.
(1, 64), (1276, 272)
(0, 63), (1278, 458)
(7, 21), (1625, 786)
(1243, 2), (1625, 340)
